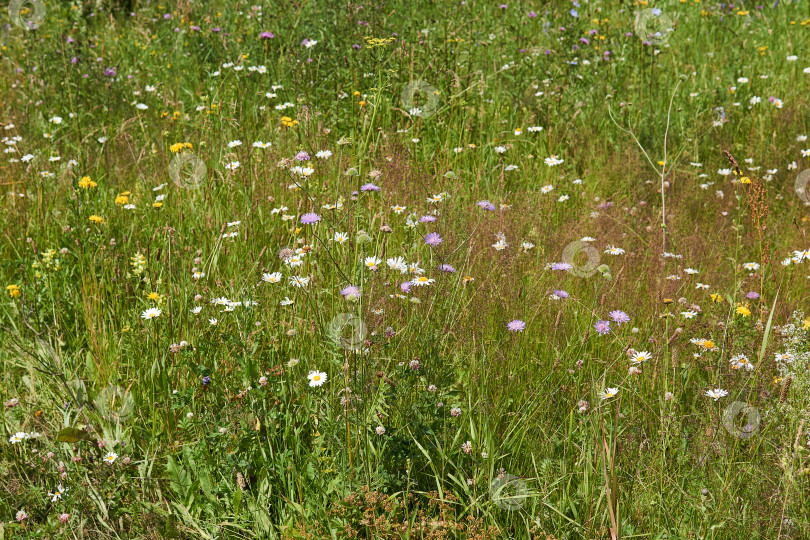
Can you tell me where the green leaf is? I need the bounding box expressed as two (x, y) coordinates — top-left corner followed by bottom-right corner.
(758, 288), (779, 365)
(55, 427), (94, 443)
(233, 487), (242, 520)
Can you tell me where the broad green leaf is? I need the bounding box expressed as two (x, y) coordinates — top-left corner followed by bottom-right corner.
(55, 427), (94, 443)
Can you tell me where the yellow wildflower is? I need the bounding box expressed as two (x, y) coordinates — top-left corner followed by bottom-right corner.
(78, 176), (97, 189)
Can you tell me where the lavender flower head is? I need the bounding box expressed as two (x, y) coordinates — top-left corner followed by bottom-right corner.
(340, 285), (361, 300)
(594, 320), (611, 335)
(424, 232), (443, 246)
(609, 310), (630, 325)
(301, 213), (321, 225)
(507, 319), (526, 332)
(360, 183), (380, 192)
(439, 264), (456, 273)
(294, 151), (310, 161)
(477, 200), (496, 211)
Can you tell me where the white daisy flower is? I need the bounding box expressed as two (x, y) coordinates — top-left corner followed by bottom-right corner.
(141, 308), (162, 320)
(630, 351), (652, 365)
(599, 387), (619, 401)
(308, 370), (327, 387)
(705, 388), (728, 401)
(288, 276), (310, 288)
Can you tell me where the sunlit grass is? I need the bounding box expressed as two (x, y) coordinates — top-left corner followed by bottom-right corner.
(1, 1), (810, 538)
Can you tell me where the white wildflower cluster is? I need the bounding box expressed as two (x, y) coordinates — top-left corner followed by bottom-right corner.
(772, 311), (810, 422)
(130, 253), (147, 275)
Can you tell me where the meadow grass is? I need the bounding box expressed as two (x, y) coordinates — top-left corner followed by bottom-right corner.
(1, 0), (810, 538)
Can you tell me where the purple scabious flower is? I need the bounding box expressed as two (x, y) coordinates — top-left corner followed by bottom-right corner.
(424, 232), (443, 246)
(259, 31), (275, 39)
(594, 320), (611, 335)
(360, 183), (380, 192)
(476, 200), (496, 211)
(104, 67), (117, 77)
(419, 215), (437, 223)
(507, 319), (526, 332)
(301, 212), (321, 225)
(202, 376), (211, 385)
(340, 285), (360, 299)
(294, 151), (310, 161)
(552, 262), (573, 271)
(528, 11), (537, 17)
(553, 289), (569, 299)
(439, 264), (456, 273)
(609, 310), (630, 325)
(746, 291), (760, 299)
(400, 281), (411, 293)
